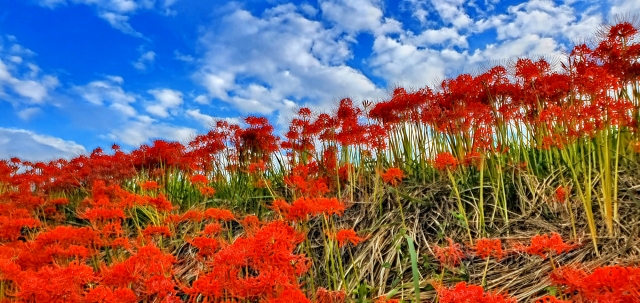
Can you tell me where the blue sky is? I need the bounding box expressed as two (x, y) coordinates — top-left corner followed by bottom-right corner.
(0, 0), (637, 161)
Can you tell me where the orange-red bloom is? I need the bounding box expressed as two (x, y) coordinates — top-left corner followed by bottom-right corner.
(335, 229), (367, 247)
(433, 152), (458, 171)
(380, 167), (404, 186)
(515, 233), (577, 259)
(433, 238), (465, 269)
(472, 238), (503, 260)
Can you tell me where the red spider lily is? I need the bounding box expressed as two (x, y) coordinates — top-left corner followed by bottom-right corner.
(16, 261), (95, 303)
(284, 163), (331, 197)
(270, 199), (291, 217)
(380, 167), (404, 186)
(555, 186), (567, 203)
(189, 236), (220, 258)
(472, 238), (504, 260)
(247, 160), (267, 174)
(374, 297), (400, 303)
(199, 186), (216, 197)
(533, 295), (572, 303)
(146, 194), (174, 212)
(101, 244), (176, 298)
(241, 215), (261, 235)
(234, 116), (280, 164)
(190, 174), (208, 185)
(142, 226), (172, 238)
(335, 229), (367, 248)
(202, 222), (224, 236)
(285, 197), (346, 221)
(264, 288), (311, 303)
(186, 220), (310, 302)
(84, 286), (138, 303)
(433, 238), (465, 270)
(316, 287), (346, 303)
(180, 210), (204, 223)
(433, 152), (458, 171)
(434, 282), (517, 303)
(140, 180), (161, 191)
(204, 208), (235, 221)
(514, 233), (577, 259)
(550, 264), (640, 302)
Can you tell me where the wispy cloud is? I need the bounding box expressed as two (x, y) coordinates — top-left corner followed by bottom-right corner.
(37, 0), (161, 37)
(173, 50), (194, 63)
(99, 12), (144, 37)
(17, 107), (42, 121)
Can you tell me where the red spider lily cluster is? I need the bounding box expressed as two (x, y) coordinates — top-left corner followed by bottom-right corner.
(550, 265), (640, 302)
(433, 282), (517, 303)
(513, 233), (578, 259)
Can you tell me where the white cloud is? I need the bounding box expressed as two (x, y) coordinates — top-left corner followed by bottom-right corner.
(491, 0), (602, 42)
(370, 35), (465, 87)
(0, 128), (86, 161)
(17, 107), (42, 121)
(403, 27), (468, 48)
(145, 88), (183, 117)
(74, 76), (138, 117)
(107, 116), (196, 146)
(0, 49), (59, 104)
(469, 34), (559, 64)
(186, 109), (241, 128)
(299, 3), (318, 17)
(174, 50), (194, 62)
(320, 0), (402, 35)
(99, 12), (144, 37)
(39, 0), (67, 8)
(430, 0), (473, 29)
(37, 0), (183, 36)
(132, 51), (156, 70)
(193, 94), (209, 104)
(608, 0), (640, 18)
(367, 0), (607, 88)
(196, 4), (385, 123)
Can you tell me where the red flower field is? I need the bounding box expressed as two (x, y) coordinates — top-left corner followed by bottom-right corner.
(0, 20), (639, 303)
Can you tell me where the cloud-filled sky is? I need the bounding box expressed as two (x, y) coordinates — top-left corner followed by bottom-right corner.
(0, 0), (637, 161)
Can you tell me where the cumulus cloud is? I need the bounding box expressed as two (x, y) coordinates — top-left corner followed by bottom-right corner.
(0, 40), (59, 105)
(145, 88), (183, 118)
(0, 128), (86, 161)
(368, 0), (605, 88)
(491, 0), (602, 42)
(73, 76), (138, 117)
(196, 4), (385, 123)
(106, 115), (196, 146)
(319, 0), (402, 35)
(608, 0), (640, 18)
(132, 51), (156, 70)
(430, 0), (473, 29)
